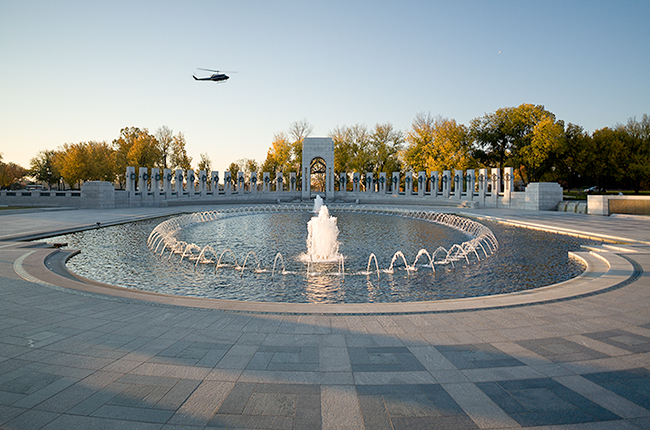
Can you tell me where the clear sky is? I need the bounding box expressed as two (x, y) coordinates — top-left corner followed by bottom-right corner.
(1, 0), (649, 173)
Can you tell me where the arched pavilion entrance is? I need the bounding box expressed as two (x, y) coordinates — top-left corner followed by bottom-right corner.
(301, 137), (334, 200)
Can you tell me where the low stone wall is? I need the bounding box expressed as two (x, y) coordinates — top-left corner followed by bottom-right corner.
(0, 167), (565, 212)
(557, 200), (588, 214)
(588, 195), (650, 216)
(0, 189), (82, 207)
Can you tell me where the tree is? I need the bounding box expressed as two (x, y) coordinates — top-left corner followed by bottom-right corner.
(288, 119), (314, 170)
(244, 159), (259, 175)
(520, 117), (565, 182)
(127, 133), (161, 169)
(197, 153), (212, 173)
(329, 124), (372, 173)
(403, 112), (437, 172)
(56, 141), (116, 188)
(622, 114), (650, 193)
(113, 127), (147, 184)
(155, 125), (174, 169)
(227, 162), (239, 184)
(369, 122), (403, 174)
(30, 149), (62, 189)
(0, 154), (27, 189)
(404, 113), (472, 173)
(470, 104), (557, 183)
(261, 132), (293, 180)
(169, 132), (192, 171)
(552, 123), (591, 189)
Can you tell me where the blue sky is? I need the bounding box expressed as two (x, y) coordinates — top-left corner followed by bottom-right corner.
(1, 0), (648, 172)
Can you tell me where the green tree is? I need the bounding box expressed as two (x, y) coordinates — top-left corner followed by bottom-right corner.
(227, 162), (239, 184)
(329, 124), (372, 173)
(470, 103), (557, 183)
(369, 122), (403, 174)
(552, 123), (591, 189)
(29, 149), (62, 189)
(521, 117), (565, 182)
(622, 114), (650, 193)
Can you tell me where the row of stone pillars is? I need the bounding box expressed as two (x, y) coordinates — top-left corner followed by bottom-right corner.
(125, 167), (299, 198)
(338, 167), (514, 199)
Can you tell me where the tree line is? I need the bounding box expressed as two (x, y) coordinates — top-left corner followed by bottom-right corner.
(255, 106), (650, 193)
(2, 104), (648, 192)
(26, 126), (202, 189)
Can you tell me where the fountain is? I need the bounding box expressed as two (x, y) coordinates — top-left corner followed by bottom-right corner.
(304, 203), (341, 262)
(52, 204), (597, 303)
(146, 204), (499, 280)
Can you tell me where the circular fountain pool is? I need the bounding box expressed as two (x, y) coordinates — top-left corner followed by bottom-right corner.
(46, 205), (602, 304)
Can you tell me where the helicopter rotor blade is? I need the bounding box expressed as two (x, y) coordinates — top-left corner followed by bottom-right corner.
(196, 68), (237, 73)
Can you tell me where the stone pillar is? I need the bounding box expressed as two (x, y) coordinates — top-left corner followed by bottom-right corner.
(430, 172), (439, 198)
(442, 170), (451, 198)
(366, 173), (374, 193)
(237, 171), (245, 194)
(151, 168), (160, 193)
(211, 171), (220, 195)
(289, 172), (296, 192)
(151, 168), (161, 203)
(263, 172), (270, 193)
(163, 168), (172, 198)
(198, 170), (207, 197)
(417, 172), (426, 197)
(186, 170), (195, 197)
(466, 169), (475, 201)
(478, 168), (488, 206)
(138, 167), (149, 193)
(454, 170), (463, 200)
(251, 172), (258, 193)
(404, 172), (413, 195)
(392, 172), (400, 195)
(503, 166), (514, 203)
(339, 172), (347, 192)
(175, 169), (184, 197)
(275, 171), (283, 193)
(379, 172), (387, 194)
(491, 167), (501, 206)
(126, 166), (136, 193)
(224, 171), (232, 195)
(352, 172), (360, 192)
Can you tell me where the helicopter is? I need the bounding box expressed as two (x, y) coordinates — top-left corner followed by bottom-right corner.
(192, 68), (236, 82)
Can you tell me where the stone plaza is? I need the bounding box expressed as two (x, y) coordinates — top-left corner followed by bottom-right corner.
(0, 203), (649, 429)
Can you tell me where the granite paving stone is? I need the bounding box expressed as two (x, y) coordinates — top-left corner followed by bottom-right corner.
(477, 377), (622, 427)
(581, 368), (650, 410)
(516, 337), (610, 362)
(584, 329), (650, 354)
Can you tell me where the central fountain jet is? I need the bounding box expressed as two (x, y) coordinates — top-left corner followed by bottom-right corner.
(305, 196), (341, 261)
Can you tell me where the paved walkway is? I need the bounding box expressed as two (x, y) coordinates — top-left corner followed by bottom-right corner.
(0, 205), (649, 429)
